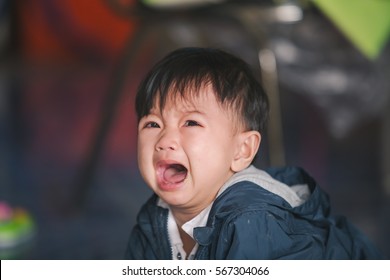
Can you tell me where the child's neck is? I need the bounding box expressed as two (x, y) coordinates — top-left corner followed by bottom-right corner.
(171, 207), (199, 227)
(178, 227), (196, 259)
(172, 209), (199, 259)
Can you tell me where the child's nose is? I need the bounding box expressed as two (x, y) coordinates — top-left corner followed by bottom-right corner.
(155, 130), (179, 151)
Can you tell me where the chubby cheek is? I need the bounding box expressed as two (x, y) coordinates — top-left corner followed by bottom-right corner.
(186, 133), (232, 174)
(137, 139), (156, 187)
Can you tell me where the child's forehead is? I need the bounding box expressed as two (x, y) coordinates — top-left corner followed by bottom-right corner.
(151, 84), (222, 113)
(151, 90), (219, 113)
(148, 87), (244, 129)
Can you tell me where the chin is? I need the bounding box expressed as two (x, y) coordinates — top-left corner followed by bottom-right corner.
(159, 193), (191, 208)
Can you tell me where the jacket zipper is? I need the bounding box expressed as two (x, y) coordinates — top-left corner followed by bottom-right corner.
(164, 210), (174, 260)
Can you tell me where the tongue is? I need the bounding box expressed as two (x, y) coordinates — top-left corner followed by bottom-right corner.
(163, 164), (187, 184)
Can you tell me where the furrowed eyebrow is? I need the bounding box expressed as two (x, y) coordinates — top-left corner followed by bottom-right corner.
(149, 104), (206, 116)
(182, 109), (205, 115)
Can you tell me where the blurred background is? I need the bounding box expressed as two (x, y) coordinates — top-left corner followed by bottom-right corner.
(0, 0), (389, 259)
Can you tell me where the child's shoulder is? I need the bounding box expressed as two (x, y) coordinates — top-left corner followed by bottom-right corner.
(208, 166), (328, 227)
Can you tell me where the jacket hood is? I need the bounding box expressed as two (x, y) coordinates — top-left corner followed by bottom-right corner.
(219, 165), (310, 208)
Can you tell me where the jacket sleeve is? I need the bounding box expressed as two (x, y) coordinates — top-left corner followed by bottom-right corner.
(124, 225), (148, 259)
(221, 211), (324, 259)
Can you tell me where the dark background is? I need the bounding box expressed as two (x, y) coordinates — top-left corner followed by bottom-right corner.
(0, 0), (389, 259)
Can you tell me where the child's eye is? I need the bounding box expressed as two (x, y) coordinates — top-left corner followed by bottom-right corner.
(184, 120), (200, 127)
(144, 122), (160, 128)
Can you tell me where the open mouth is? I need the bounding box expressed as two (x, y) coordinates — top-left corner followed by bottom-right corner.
(157, 162), (188, 184)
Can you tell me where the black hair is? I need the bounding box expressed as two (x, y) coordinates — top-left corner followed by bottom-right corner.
(135, 47), (269, 134)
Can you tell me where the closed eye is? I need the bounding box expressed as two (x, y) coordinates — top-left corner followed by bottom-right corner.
(184, 120), (200, 127)
(144, 121), (160, 128)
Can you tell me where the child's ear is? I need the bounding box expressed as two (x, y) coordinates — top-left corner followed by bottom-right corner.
(231, 130), (261, 172)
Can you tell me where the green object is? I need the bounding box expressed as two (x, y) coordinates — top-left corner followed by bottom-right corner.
(313, 0), (390, 59)
(0, 204), (36, 259)
(0, 209), (35, 248)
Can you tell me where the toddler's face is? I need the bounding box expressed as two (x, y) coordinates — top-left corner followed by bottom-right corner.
(137, 85), (242, 214)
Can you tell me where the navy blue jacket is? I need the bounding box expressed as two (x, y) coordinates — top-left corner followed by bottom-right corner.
(125, 167), (383, 259)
